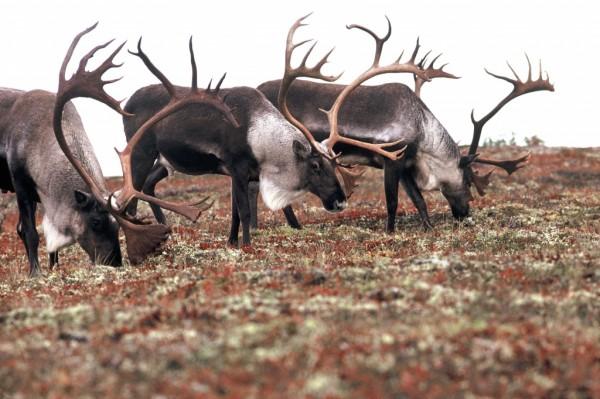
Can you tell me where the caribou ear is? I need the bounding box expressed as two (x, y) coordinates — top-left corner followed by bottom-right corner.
(292, 140), (310, 160)
(74, 190), (94, 209)
(459, 154), (479, 168)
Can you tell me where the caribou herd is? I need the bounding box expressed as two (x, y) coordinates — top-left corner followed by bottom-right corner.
(0, 15), (553, 276)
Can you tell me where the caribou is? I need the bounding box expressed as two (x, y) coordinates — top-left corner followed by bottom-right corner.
(52, 23), (241, 264)
(257, 16), (554, 232)
(0, 86), (121, 276)
(121, 18), (418, 247)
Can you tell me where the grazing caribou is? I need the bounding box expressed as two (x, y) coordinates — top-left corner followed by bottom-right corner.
(0, 85), (121, 276)
(128, 15), (430, 240)
(52, 24), (238, 264)
(121, 17), (418, 247)
(257, 17), (554, 232)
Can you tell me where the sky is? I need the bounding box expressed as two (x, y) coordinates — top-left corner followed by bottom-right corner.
(1, 0), (598, 176)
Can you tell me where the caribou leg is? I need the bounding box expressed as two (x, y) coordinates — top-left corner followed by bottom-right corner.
(228, 177), (251, 246)
(228, 183), (240, 246)
(141, 163), (169, 224)
(49, 251), (59, 269)
(248, 181), (260, 229)
(232, 176), (252, 247)
(400, 173), (432, 230)
(383, 162), (400, 233)
(282, 206), (301, 229)
(248, 181), (302, 230)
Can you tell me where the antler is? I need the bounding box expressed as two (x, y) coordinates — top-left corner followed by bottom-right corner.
(277, 13), (342, 154)
(405, 38), (458, 97)
(53, 23), (170, 264)
(469, 55), (554, 174)
(278, 13), (371, 196)
(112, 37), (239, 220)
(320, 16), (432, 160)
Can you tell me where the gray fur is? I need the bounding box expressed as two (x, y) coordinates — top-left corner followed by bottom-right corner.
(0, 88), (121, 274)
(246, 96), (310, 209)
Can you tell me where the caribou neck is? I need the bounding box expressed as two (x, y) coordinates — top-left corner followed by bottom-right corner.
(413, 109), (462, 191)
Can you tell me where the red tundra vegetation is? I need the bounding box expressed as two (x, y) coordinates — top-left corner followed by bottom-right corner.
(0, 146), (599, 398)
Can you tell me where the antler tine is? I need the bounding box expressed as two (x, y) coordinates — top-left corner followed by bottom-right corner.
(59, 22), (98, 83)
(189, 37), (198, 91)
(408, 38), (459, 98)
(475, 153), (530, 175)
(284, 13), (341, 82)
(58, 24), (128, 116)
(346, 15), (392, 67)
(76, 39), (114, 74)
(214, 73), (226, 93)
(408, 37), (421, 65)
(417, 49), (432, 68)
(129, 38), (176, 98)
(469, 55), (554, 155)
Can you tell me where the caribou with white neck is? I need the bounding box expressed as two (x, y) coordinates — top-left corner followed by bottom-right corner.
(257, 16), (554, 232)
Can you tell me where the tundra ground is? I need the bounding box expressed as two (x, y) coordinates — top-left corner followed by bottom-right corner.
(1, 146), (599, 398)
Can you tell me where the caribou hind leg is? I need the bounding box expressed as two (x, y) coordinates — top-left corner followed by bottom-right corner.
(248, 181), (260, 229)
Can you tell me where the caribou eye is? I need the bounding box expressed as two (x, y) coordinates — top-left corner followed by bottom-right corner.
(310, 160), (321, 172)
(90, 218), (104, 232)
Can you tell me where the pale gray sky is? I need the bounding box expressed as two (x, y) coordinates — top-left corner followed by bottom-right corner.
(1, 0), (598, 176)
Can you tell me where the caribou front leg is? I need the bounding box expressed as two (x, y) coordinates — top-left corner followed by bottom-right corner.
(233, 178), (252, 247)
(228, 165), (252, 247)
(383, 162), (400, 233)
(400, 173), (432, 230)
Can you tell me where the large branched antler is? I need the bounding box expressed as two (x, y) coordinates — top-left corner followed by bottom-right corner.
(113, 37), (239, 220)
(404, 38), (459, 97)
(277, 13), (341, 153)
(320, 16), (433, 159)
(466, 55), (554, 195)
(277, 13), (364, 196)
(53, 23), (170, 264)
